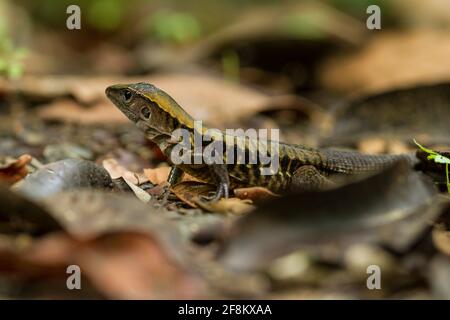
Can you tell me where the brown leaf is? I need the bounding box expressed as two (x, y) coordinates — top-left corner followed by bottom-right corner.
(102, 158), (148, 185)
(143, 167), (171, 185)
(0, 155), (32, 184)
(234, 187), (279, 202)
(170, 181), (215, 208)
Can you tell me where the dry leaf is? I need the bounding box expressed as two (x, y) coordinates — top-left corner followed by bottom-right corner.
(234, 187), (279, 202)
(143, 167), (172, 185)
(123, 178), (151, 204)
(0, 154), (32, 184)
(102, 158), (148, 185)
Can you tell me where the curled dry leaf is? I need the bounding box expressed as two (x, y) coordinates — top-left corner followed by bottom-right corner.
(123, 178), (151, 203)
(102, 158), (148, 185)
(234, 186), (279, 202)
(0, 154), (32, 184)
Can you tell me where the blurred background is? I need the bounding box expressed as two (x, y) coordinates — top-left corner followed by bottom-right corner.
(2, 0), (450, 147)
(2, 0), (449, 93)
(1, 0), (450, 300)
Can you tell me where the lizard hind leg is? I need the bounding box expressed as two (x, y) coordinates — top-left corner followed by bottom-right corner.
(289, 165), (335, 193)
(205, 164), (230, 202)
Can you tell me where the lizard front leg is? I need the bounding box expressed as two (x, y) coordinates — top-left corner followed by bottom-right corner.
(289, 165), (335, 192)
(208, 164), (230, 201)
(160, 166), (184, 202)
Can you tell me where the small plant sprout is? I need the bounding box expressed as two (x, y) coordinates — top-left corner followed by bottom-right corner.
(414, 139), (450, 193)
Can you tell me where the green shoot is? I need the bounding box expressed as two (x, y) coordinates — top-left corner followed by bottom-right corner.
(414, 139), (450, 193)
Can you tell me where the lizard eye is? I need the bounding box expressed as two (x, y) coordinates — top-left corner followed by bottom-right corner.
(122, 89), (132, 102)
(140, 106), (151, 119)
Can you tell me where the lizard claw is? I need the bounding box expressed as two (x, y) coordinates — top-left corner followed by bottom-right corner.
(156, 182), (171, 205)
(201, 183), (229, 202)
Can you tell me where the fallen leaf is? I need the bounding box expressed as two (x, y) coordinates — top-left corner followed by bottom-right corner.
(143, 167), (171, 185)
(102, 158), (148, 185)
(234, 186), (279, 202)
(0, 154), (32, 184)
(0, 183), (61, 235)
(123, 178), (151, 204)
(13, 159), (113, 201)
(219, 162), (440, 271)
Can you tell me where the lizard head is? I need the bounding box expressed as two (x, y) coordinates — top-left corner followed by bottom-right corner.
(105, 82), (194, 138)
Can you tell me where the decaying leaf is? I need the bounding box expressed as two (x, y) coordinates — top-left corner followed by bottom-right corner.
(0, 183), (61, 235)
(0, 154), (32, 184)
(234, 186), (279, 202)
(13, 159), (113, 201)
(219, 162), (440, 271)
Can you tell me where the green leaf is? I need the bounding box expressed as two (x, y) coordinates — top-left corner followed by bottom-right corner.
(413, 139), (438, 155)
(414, 139), (450, 193)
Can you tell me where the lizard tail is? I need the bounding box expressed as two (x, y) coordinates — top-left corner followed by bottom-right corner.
(320, 149), (418, 174)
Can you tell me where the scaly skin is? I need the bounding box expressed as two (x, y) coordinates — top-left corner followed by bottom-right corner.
(105, 82), (416, 199)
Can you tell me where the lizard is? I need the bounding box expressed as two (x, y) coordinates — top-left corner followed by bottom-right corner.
(105, 82), (417, 201)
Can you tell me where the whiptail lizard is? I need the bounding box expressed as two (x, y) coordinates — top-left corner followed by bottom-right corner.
(106, 82), (416, 200)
